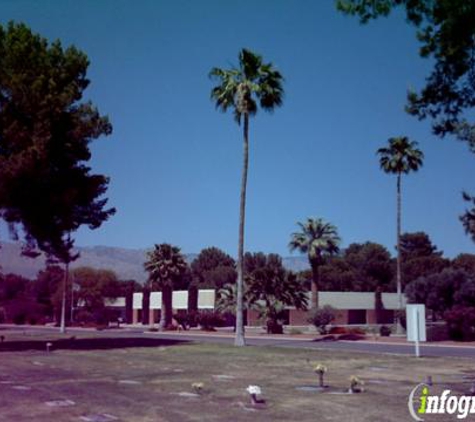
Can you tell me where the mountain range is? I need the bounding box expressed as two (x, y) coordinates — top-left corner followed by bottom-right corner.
(0, 242), (309, 282)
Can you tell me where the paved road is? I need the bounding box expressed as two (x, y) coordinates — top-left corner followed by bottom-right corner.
(3, 325), (474, 359)
(150, 332), (475, 358)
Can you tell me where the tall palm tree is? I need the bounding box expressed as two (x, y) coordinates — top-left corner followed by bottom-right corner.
(144, 243), (188, 331)
(210, 48), (284, 346)
(377, 136), (424, 317)
(289, 218), (341, 310)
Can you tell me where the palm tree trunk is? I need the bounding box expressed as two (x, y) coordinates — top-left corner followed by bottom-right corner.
(165, 285), (173, 328)
(60, 262), (69, 334)
(142, 286), (150, 325)
(396, 173), (403, 333)
(235, 113), (249, 347)
(310, 261), (319, 310)
(159, 285), (172, 330)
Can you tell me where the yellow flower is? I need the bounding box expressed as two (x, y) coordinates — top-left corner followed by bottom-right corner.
(192, 382), (204, 392)
(313, 363), (327, 374)
(350, 376), (364, 386)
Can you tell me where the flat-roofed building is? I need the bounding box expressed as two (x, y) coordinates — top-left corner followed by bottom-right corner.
(132, 289), (215, 324)
(130, 289), (403, 326)
(247, 291), (404, 327)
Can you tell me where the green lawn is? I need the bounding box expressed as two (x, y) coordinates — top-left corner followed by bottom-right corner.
(0, 330), (473, 421)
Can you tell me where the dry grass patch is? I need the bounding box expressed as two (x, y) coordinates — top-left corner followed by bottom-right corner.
(0, 331), (472, 421)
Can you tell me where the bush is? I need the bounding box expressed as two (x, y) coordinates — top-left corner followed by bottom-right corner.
(426, 323), (449, 341)
(75, 309), (95, 325)
(395, 310), (406, 329)
(444, 306), (475, 341)
(266, 319), (283, 334)
(349, 327), (366, 335)
(329, 326), (348, 335)
(379, 325), (391, 337)
(308, 306), (336, 334)
(6, 298), (43, 325)
(197, 311), (226, 331)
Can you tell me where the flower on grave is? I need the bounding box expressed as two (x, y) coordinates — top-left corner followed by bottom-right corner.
(246, 385), (262, 396)
(313, 363), (327, 374)
(192, 382), (204, 393)
(349, 375), (365, 392)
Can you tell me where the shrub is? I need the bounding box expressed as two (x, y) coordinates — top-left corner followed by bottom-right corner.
(6, 298), (43, 325)
(308, 306), (336, 334)
(348, 327), (366, 335)
(426, 323), (449, 341)
(173, 312), (192, 330)
(444, 306), (475, 341)
(379, 325), (391, 337)
(197, 311), (226, 331)
(338, 333), (365, 341)
(266, 319), (283, 334)
(329, 326), (348, 335)
(395, 310), (406, 329)
(75, 309), (95, 325)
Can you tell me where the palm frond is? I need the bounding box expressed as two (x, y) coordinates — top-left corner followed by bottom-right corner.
(376, 136), (424, 175)
(209, 48), (284, 123)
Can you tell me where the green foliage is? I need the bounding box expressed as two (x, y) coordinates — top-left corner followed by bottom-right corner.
(460, 193), (475, 243)
(452, 253), (475, 273)
(33, 265), (64, 319)
(216, 252), (307, 333)
(304, 241), (392, 293)
(144, 243), (188, 328)
(377, 137), (424, 175)
(216, 282), (249, 314)
(245, 252), (307, 312)
(289, 218), (341, 266)
(0, 273), (30, 302)
(210, 48), (284, 124)
(196, 311), (226, 331)
(398, 231), (449, 286)
(144, 244), (188, 290)
(0, 273), (50, 324)
(318, 257), (357, 291)
(445, 306), (475, 341)
(400, 232), (441, 261)
(289, 218), (341, 309)
(244, 252), (308, 333)
(308, 305), (336, 334)
(344, 242), (393, 289)
(191, 247), (236, 289)
(401, 255), (450, 286)
(70, 266), (127, 325)
(0, 22), (114, 261)
(405, 268), (475, 318)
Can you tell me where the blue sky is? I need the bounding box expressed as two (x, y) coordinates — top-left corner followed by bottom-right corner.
(1, 0), (474, 258)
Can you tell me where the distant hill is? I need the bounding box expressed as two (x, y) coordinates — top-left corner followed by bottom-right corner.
(0, 242), (309, 282)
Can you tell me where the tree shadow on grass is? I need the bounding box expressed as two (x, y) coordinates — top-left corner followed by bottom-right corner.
(0, 337), (190, 352)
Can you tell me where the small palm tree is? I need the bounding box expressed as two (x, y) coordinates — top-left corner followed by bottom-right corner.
(377, 136), (424, 315)
(289, 218), (341, 309)
(144, 243), (188, 331)
(210, 49), (284, 346)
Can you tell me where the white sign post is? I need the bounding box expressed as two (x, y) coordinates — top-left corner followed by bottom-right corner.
(406, 304), (426, 357)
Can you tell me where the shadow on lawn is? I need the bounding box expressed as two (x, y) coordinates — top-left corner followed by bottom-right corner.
(0, 337), (190, 352)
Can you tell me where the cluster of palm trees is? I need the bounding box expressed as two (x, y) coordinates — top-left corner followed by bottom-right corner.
(209, 48), (424, 346)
